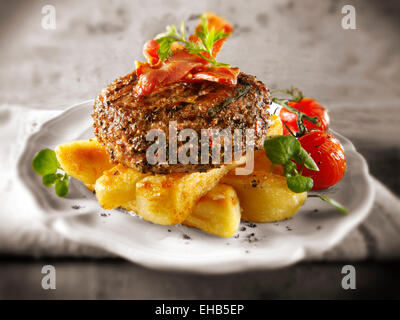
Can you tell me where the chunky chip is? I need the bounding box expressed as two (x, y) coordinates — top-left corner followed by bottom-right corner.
(55, 139), (114, 190)
(222, 171), (307, 222)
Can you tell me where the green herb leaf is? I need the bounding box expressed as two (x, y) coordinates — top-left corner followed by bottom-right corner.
(42, 173), (59, 187)
(309, 194), (348, 214)
(32, 148), (59, 176)
(185, 41), (205, 55)
(154, 25), (179, 40)
(287, 175), (314, 193)
(195, 15), (227, 56)
(284, 161), (298, 177)
(264, 135), (301, 165)
(292, 148), (319, 171)
(33, 148), (70, 197)
(180, 20), (185, 39)
(55, 174), (69, 197)
(264, 135), (319, 193)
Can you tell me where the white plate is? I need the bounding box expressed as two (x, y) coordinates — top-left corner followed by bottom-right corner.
(18, 101), (375, 274)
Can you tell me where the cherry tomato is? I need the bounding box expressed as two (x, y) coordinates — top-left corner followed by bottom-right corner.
(279, 98), (330, 135)
(298, 130), (346, 190)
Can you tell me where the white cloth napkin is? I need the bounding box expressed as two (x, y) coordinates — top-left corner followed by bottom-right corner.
(0, 105), (399, 260)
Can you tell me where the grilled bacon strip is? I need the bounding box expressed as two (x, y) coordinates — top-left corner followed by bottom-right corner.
(135, 13), (238, 97)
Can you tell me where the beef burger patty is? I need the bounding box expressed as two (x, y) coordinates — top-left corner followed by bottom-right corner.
(92, 72), (272, 174)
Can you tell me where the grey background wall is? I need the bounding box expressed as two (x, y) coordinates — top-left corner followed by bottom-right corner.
(1, 0), (399, 107)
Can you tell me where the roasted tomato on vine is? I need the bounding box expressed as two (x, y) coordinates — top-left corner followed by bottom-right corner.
(298, 130), (346, 190)
(280, 98), (330, 135)
(272, 87), (330, 136)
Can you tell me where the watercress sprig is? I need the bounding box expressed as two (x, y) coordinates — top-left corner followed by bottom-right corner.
(154, 14), (230, 67)
(32, 148), (69, 197)
(264, 135), (318, 193)
(264, 133), (347, 214)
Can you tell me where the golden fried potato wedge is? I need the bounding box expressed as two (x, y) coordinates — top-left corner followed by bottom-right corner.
(222, 171), (307, 222)
(94, 164), (149, 210)
(183, 184), (241, 237)
(55, 139), (113, 190)
(120, 183), (241, 237)
(135, 165), (235, 225)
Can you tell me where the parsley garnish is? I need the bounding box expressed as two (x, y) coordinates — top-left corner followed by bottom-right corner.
(154, 14), (230, 67)
(32, 148), (69, 197)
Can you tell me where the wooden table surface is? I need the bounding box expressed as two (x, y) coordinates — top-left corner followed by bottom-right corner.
(0, 0), (399, 299)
